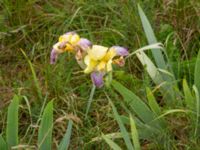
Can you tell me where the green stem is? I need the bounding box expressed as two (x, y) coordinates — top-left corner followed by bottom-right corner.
(85, 84), (96, 119)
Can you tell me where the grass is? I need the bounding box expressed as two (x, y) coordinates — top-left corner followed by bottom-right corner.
(0, 0), (200, 149)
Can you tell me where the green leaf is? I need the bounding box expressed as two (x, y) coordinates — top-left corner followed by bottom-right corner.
(130, 115), (141, 150)
(194, 50), (200, 93)
(138, 4), (166, 69)
(112, 80), (155, 123)
(102, 133), (122, 150)
(6, 95), (19, 149)
(193, 85), (200, 138)
(106, 95), (134, 150)
(153, 109), (188, 121)
(120, 115), (161, 140)
(85, 84), (96, 119)
(183, 79), (195, 110)
(38, 101), (53, 150)
(137, 4), (178, 105)
(0, 135), (8, 150)
(58, 120), (73, 150)
(136, 51), (174, 105)
(146, 88), (161, 116)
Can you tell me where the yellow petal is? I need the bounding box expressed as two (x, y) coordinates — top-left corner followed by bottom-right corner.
(102, 48), (117, 61)
(97, 61), (106, 71)
(64, 43), (74, 52)
(106, 60), (113, 72)
(88, 45), (108, 61)
(59, 34), (72, 42)
(70, 34), (80, 44)
(84, 55), (97, 73)
(84, 55), (90, 66)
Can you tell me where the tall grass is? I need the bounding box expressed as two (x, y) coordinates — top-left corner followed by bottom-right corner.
(0, 0), (199, 149)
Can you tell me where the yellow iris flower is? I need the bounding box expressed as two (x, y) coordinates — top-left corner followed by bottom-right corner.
(50, 32), (92, 64)
(54, 32), (80, 53)
(84, 45), (119, 74)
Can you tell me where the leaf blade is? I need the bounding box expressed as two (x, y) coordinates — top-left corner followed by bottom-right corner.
(130, 115), (141, 150)
(58, 120), (73, 150)
(112, 80), (155, 123)
(194, 50), (200, 93)
(38, 100), (53, 150)
(138, 4), (166, 69)
(0, 135), (8, 150)
(6, 95), (19, 149)
(106, 94), (134, 150)
(102, 133), (122, 150)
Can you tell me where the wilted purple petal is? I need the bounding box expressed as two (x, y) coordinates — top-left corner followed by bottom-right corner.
(112, 46), (129, 56)
(91, 72), (104, 88)
(50, 48), (58, 64)
(77, 38), (92, 50)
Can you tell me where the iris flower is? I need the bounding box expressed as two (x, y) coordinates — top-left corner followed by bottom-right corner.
(83, 45), (129, 88)
(50, 32), (92, 64)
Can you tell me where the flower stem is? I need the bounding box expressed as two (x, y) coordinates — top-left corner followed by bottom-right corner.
(85, 84), (96, 119)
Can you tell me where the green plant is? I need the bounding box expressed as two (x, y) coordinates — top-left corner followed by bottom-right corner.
(0, 95), (73, 150)
(97, 4), (200, 149)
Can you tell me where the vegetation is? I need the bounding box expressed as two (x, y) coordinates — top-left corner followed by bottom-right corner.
(0, 0), (200, 149)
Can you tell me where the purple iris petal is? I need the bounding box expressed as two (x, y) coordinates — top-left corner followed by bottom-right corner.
(91, 72), (104, 88)
(77, 38), (92, 50)
(50, 48), (58, 64)
(112, 46), (129, 56)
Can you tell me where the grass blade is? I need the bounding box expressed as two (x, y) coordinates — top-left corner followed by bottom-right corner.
(183, 79), (195, 110)
(6, 95), (19, 149)
(58, 120), (73, 150)
(193, 85), (200, 138)
(112, 80), (155, 123)
(153, 109), (188, 121)
(85, 84), (96, 119)
(138, 4), (166, 69)
(102, 133), (122, 150)
(130, 115), (141, 150)
(0, 135), (7, 150)
(21, 49), (42, 100)
(106, 94), (134, 150)
(38, 100), (53, 150)
(194, 50), (200, 93)
(146, 87), (161, 116)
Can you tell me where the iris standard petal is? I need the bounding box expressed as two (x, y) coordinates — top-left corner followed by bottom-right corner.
(77, 38), (92, 50)
(111, 46), (129, 56)
(88, 45), (108, 60)
(59, 34), (72, 42)
(70, 34), (80, 44)
(59, 32), (79, 43)
(91, 72), (104, 88)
